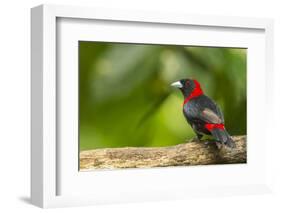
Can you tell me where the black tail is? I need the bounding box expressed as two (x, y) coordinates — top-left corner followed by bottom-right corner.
(210, 128), (235, 148)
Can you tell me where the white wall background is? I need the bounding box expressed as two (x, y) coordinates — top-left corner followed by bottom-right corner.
(0, 0), (280, 212)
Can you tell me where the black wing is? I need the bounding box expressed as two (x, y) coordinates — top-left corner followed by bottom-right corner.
(184, 95), (224, 124)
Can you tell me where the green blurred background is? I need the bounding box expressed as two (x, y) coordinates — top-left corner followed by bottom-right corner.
(79, 41), (246, 151)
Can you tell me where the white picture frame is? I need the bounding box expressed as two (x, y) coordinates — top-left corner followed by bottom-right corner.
(31, 4), (274, 208)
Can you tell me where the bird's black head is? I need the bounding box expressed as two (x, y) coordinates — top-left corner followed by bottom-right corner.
(171, 78), (201, 98)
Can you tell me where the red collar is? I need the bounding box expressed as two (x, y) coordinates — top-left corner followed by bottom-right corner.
(183, 80), (203, 106)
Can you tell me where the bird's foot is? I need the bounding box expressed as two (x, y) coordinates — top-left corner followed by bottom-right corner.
(215, 141), (223, 149)
(204, 140), (217, 147)
(204, 141), (210, 145)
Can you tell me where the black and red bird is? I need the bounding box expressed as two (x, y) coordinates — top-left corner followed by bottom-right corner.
(171, 79), (235, 148)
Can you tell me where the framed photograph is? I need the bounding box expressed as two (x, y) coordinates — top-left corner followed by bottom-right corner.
(31, 4), (274, 208)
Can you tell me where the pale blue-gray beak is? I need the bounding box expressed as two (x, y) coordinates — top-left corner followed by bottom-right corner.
(171, 81), (183, 88)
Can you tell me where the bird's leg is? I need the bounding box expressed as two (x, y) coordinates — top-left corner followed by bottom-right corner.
(192, 124), (203, 142)
(196, 133), (203, 141)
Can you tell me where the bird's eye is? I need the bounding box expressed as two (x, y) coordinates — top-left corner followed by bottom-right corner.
(185, 81), (190, 86)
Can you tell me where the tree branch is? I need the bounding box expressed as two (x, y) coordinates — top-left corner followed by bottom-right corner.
(80, 135), (246, 170)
